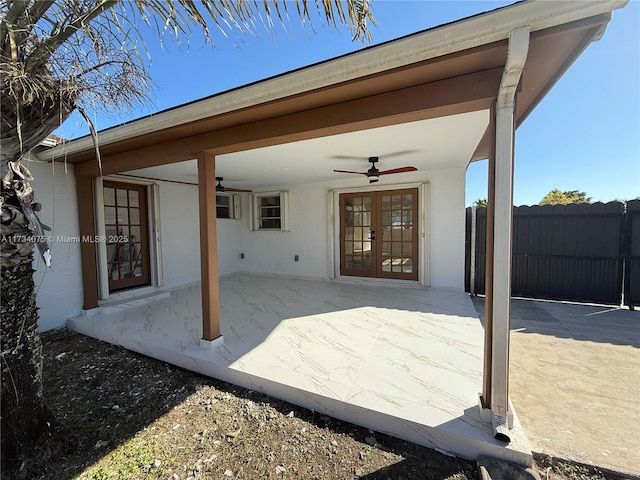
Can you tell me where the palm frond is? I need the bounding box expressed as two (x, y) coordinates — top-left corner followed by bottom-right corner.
(1, 0), (375, 162)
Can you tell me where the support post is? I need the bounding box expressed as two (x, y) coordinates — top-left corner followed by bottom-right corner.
(483, 27), (530, 441)
(491, 97), (516, 440)
(76, 175), (99, 310)
(197, 151), (222, 341)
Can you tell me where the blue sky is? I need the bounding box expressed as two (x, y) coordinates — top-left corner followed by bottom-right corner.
(56, 0), (640, 206)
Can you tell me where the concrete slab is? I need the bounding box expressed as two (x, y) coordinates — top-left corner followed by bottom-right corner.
(68, 274), (532, 465)
(472, 296), (640, 475)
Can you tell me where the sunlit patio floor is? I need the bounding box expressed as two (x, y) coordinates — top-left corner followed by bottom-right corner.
(67, 273), (531, 464)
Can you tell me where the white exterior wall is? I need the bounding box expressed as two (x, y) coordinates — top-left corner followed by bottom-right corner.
(154, 181), (201, 286)
(216, 195), (249, 277)
(234, 182), (330, 277)
(425, 168), (467, 289)
(152, 180), (242, 278)
(28, 160), (84, 332)
(228, 168), (467, 289)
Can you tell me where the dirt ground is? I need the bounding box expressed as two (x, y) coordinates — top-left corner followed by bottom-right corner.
(13, 329), (635, 479)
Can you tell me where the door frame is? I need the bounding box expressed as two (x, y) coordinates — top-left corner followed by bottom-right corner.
(95, 176), (163, 300)
(339, 189), (419, 280)
(330, 182), (430, 286)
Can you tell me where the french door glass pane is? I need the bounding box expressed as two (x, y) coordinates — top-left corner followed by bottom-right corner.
(380, 192), (414, 277)
(117, 207), (129, 224)
(130, 208), (140, 225)
(116, 188), (127, 206)
(343, 194), (373, 273)
(104, 207), (116, 224)
(129, 190), (139, 207)
(104, 188), (115, 206)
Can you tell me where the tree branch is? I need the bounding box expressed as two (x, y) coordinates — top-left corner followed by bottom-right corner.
(1, 1), (29, 57)
(25, 0), (120, 71)
(1, 1), (30, 29)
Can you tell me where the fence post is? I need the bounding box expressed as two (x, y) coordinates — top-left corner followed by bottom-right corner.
(470, 205), (477, 295)
(624, 199), (640, 310)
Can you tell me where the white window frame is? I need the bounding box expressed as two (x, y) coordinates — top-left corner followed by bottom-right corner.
(216, 193), (240, 219)
(250, 191), (289, 231)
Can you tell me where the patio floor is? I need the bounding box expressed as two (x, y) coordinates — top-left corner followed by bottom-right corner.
(67, 273), (531, 464)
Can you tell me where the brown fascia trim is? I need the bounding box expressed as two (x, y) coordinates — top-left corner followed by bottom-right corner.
(73, 68), (503, 177)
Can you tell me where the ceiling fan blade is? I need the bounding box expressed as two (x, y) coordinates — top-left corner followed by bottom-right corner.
(378, 166), (418, 175)
(379, 149), (419, 159)
(330, 155), (364, 160)
(333, 169), (369, 175)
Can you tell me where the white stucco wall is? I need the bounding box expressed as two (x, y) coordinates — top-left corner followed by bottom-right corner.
(233, 182), (331, 278)
(154, 181), (201, 287)
(215, 196), (247, 277)
(228, 168), (467, 289)
(27, 159), (84, 332)
(152, 180), (241, 279)
(425, 168), (467, 289)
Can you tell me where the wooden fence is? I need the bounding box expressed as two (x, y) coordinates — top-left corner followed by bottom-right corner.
(465, 200), (639, 308)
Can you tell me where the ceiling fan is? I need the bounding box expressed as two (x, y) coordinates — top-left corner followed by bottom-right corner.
(333, 156), (417, 183)
(215, 177), (252, 193)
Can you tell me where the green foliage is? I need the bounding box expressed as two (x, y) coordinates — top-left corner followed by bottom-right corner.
(473, 198), (488, 207)
(539, 189), (592, 206)
(86, 436), (171, 479)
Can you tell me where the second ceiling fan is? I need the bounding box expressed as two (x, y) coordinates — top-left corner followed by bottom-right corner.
(215, 177), (252, 193)
(333, 156), (417, 183)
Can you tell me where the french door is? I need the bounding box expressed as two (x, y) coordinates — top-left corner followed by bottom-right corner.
(340, 188), (418, 280)
(103, 181), (151, 291)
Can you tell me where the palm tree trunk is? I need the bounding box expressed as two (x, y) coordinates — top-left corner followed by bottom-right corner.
(1, 202), (57, 475)
(1, 141), (60, 474)
(0, 75), (76, 473)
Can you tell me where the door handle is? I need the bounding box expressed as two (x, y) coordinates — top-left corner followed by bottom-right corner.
(369, 229), (376, 241)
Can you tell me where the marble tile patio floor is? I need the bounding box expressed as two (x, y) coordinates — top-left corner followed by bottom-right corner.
(67, 274), (531, 465)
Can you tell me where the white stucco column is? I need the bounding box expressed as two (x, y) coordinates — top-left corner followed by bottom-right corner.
(490, 26), (530, 440)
